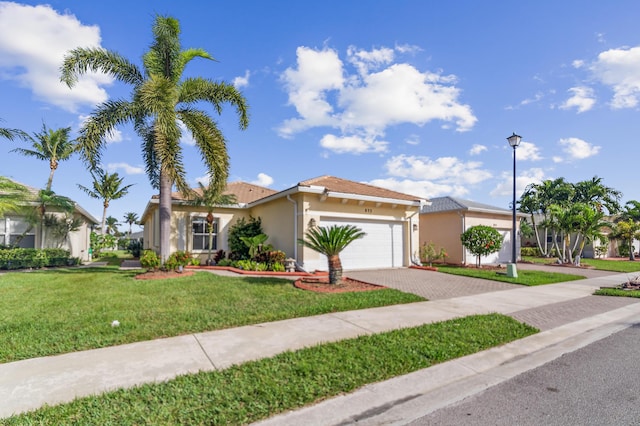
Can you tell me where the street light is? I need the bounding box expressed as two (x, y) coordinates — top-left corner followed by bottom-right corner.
(507, 132), (521, 277)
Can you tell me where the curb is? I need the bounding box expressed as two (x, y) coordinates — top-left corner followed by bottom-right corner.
(253, 302), (640, 425)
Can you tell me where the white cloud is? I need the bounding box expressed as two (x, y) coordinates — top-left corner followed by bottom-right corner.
(469, 144), (487, 155)
(107, 162), (144, 175)
(516, 141), (542, 161)
(178, 121), (196, 146)
(560, 86), (596, 113)
(405, 135), (420, 146)
(233, 70), (250, 89)
(384, 154), (492, 185)
(590, 46), (640, 109)
(195, 174), (209, 185)
(278, 45), (477, 149)
(572, 59), (585, 68)
(0, 2), (110, 111)
(490, 167), (546, 198)
(250, 173), (274, 187)
(557, 137), (601, 161)
(320, 134), (388, 154)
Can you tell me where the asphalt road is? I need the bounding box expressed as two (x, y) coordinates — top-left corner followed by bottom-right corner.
(411, 324), (640, 426)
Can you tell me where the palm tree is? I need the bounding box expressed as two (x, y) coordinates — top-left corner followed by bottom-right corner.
(298, 224), (365, 285)
(77, 168), (133, 234)
(10, 124), (76, 191)
(105, 216), (120, 236)
(123, 211), (139, 236)
(61, 15), (249, 261)
(0, 119), (27, 142)
(0, 176), (31, 218)
(189, 182), (237, 264)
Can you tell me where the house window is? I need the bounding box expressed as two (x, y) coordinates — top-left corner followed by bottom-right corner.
(192, 217), (218, 251)
(4, 217), (35, 248)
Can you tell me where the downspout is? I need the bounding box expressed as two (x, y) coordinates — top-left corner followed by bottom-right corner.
(458, 211), (466, 265)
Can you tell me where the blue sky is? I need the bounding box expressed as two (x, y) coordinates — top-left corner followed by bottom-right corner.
(1, 1), (639, 231)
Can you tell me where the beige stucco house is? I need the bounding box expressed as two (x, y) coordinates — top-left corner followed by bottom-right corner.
(420, 197), (523, 265)
(0, 181), (99, 262)
(140, 176), (426, 271)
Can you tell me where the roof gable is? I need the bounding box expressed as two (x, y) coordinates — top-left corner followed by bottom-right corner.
(298, 175), (423, 202)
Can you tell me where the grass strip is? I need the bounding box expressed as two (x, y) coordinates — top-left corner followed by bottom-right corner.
(580, 259), (640, 273)
(436, 265), (584, 285)
(5, 314), (537, 425)
(0, 269), (423, 363)
(594, 288), (640, 298)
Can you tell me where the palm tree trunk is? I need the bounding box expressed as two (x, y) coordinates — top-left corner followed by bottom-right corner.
(327, 255), (343, 285)
(159, 170), (172, 263)
(101, 205), (107, 235)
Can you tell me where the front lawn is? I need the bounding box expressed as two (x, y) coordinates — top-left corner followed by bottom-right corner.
(580, 258), (640, 273)
(0, 268), (423, 363)
(5, 314), (537, 425)
(436, 265), (585, 286)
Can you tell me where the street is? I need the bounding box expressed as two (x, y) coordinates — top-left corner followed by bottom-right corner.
(411, 324), (640, 425)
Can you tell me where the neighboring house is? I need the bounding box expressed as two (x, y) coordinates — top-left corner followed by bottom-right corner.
(420, 196), (523, 265)
(140, 176), (426, 271)
(0, 182), (99, 261)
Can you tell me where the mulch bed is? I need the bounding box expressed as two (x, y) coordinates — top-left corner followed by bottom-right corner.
(294, 277), (386, 293)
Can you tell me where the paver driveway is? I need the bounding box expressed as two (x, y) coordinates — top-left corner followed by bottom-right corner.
(346, 268), (519, 300)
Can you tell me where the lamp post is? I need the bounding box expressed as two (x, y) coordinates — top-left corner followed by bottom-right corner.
(507, 132), (521, 277)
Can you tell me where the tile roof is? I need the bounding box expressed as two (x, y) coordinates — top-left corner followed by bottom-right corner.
(298, 175), (423, 202)
(422, 196), (511, 214)
(165, 181), (277, 205)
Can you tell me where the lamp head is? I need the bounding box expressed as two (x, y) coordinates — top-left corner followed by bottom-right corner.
(507, 132), (522, 148)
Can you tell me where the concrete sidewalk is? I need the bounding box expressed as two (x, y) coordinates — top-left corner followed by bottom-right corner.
(0, 272), (638, 420)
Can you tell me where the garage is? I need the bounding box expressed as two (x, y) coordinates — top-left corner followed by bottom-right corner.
(319, 217), (405, 270)
(478, 229), (512, 264)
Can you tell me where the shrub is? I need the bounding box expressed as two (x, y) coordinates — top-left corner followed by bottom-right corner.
(213, 250), (226, 263)
(0, 248), (71, 270)
(216, 258), (233, 267)
(164, 250), (192, 271)
(139, 250), (160, 270)
(228, 216), (263, 260)
(271, 261), (285, 272)
(520, 247), (541, 257)
(460, 225), (504, 268)
(419, 242), (447, 266)
(266, 250), (286, 266)
(127, 240), (143, 258)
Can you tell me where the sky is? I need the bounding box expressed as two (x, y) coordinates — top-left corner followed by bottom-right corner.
(1, 1), (639, 232)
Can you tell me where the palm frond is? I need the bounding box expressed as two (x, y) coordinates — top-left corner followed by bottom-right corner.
(179, 78), (249, 129)
(61, 47), (144, 87)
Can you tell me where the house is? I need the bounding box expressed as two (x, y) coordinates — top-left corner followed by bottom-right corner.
(420, 196), (523, 265)
(140, 176), (426, 271)
(0, 181), (99, 261)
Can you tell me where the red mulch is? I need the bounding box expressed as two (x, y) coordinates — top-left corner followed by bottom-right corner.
(294, 277), (386, 293)
(135, 270), (195, 280)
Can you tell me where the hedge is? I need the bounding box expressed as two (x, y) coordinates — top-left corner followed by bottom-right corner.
(0, 248), (74, 270)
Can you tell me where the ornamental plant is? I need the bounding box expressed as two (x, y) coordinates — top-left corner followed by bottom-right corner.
(419, 242), (448, 267)
(139, 250), (160, 271)
(460, 225), (504, 268)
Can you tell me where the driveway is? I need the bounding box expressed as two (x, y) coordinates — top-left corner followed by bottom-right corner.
(346, 268), (519, 300)
(346, 263), (620, 301)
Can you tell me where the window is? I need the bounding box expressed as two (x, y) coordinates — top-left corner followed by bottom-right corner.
(1, 217), (35, 248)
(192, 217), (218, 251)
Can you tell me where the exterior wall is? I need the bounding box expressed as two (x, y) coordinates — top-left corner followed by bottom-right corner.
(249, 196), (297, 259)
(420, 212), (465, 264)
(420, 211), (520, 265)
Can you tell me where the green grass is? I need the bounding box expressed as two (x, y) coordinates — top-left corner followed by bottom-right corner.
(594, 287), (640, 298)
(437, 265), (585, 286)
(5, 314), (537, 425)
(523, 256), (640, 273)
(93, 250), (134, 266)
(0, 268), (423, 363)
(580, 258), (640, 273)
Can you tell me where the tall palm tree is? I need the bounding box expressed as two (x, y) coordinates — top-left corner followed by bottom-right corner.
(105, 216), (120, 236)
(77, 168), (133, 234)
(10, 124), (76, 191)
(123, 212), (139, 236)
(61, 15), (249, 261)
(189, 181), (237, 264)
(0, 176), (31, 218)
(298, 224), (365, 285)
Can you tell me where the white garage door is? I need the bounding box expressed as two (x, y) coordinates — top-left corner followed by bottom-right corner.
(318, 218), (405, 270)
(473, 229), (512, 265)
